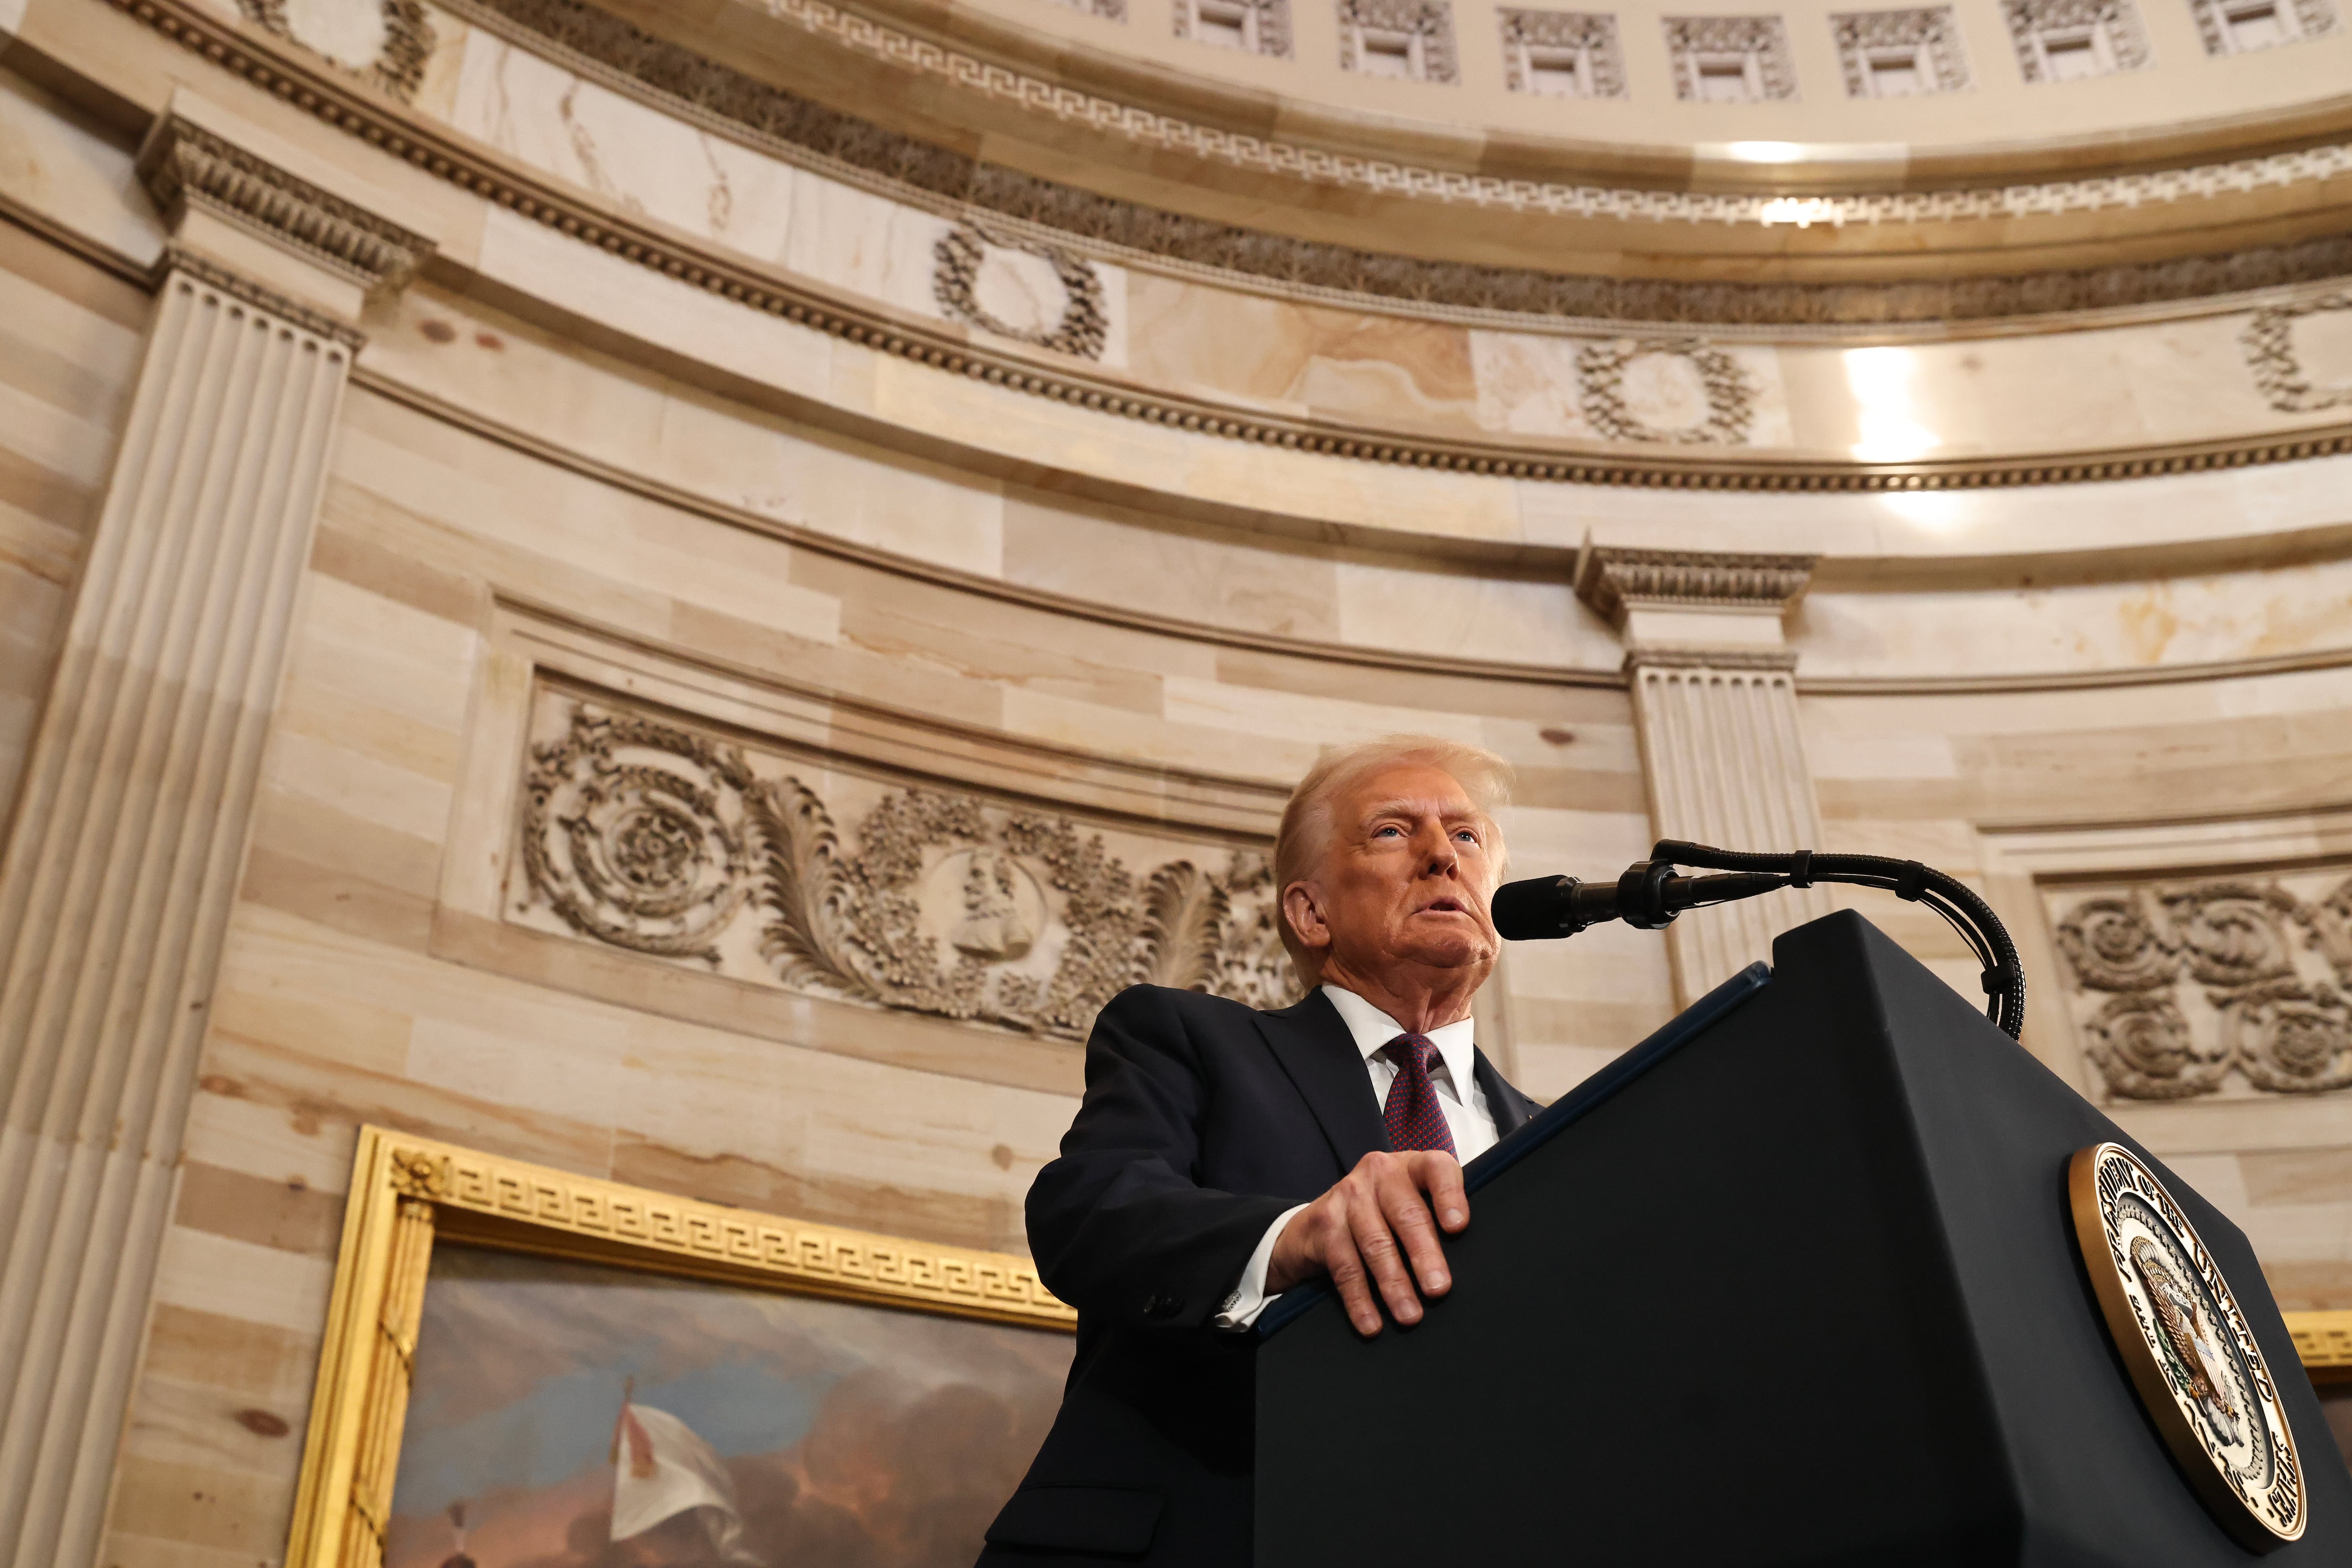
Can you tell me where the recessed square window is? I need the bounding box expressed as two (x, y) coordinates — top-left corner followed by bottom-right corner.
(1664, 16), (1799, 101)
(2225, 0), (2286, 43)
(1339, 0), (1459, 80)
(1864, 49), (1921, 91)
(2001, 0), (2151, 82)
(1362, 31), (1417, 72)
(1697, 56), (1756, 98)
(1833, 9), (1970, 96)
(2042, 30), (2100, 75)
(1498, 11), (1628, 97)
(1526, 45), (1591, 93)
(1196, 0), (1250, 43)
(1176, 0), (1293, 56)
(2191, 0), (2337, 53)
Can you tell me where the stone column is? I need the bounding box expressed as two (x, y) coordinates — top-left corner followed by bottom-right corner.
(0, 93), (432, 1568)
(1576, 547), (1832, 1006)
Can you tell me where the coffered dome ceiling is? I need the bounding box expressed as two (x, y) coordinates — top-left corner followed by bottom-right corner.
(503, 0), (2352, 318)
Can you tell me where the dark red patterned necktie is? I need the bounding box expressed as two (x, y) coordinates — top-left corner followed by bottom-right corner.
(1382, 1034), (1457, 1157)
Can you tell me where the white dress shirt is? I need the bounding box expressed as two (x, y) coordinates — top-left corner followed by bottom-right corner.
(1213, 986), (1499, 1329)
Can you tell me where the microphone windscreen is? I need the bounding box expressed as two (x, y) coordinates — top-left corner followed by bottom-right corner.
(1490, 876), (1570, 940)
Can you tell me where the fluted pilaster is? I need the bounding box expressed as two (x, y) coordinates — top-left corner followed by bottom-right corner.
(0, 93), (432, 1568)
(1579, 546), (1832, 1003)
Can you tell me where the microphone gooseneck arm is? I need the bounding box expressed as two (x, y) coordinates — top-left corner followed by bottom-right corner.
(1490, 841), (2026, 1041)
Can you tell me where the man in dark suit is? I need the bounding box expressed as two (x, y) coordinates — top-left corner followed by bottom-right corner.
(980, 738), (1541, 1566)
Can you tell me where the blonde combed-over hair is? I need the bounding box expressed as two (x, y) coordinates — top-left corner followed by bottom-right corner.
(1271, 735), (1515, 985)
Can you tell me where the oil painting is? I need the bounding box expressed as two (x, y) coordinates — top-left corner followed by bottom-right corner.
(382, 1245), (1072, 1568)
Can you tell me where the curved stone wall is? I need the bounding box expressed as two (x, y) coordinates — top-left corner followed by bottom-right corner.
(0, 2), (2348, 1565)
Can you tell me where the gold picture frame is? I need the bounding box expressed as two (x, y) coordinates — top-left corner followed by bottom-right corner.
(284, 1125), (1074, 1568)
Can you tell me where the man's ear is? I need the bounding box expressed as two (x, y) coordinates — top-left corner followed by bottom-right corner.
(1281, 883), (1332, 953)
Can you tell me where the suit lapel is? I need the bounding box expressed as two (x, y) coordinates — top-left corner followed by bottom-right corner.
(1472, 1051), (1537, 1138)
(1253, 989), (1386, 1174)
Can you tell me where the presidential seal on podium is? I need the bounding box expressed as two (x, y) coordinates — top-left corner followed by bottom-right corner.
(2071, 1141), (2307, 1550)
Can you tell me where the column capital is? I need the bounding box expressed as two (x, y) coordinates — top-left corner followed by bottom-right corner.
(1573, 545), (1819, 626)
(1575, 545), (1818, 664)
(135, 88), (439, 327)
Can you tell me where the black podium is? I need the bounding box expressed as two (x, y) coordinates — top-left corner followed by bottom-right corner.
(1256, 911), (2352, 1566)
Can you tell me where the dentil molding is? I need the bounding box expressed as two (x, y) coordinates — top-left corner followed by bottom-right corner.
(135, 107), (435, 292)
(1573, 546), (1820, 626)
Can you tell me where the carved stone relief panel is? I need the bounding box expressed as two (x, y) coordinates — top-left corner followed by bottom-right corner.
(2045, 867), (2352, 1099)
(2241, 294), (2352, 414)
(933, 223), (1110, 361)
(1662, 15), (1801, 101)
(1575, 338), (1755, 445)
(1497, 10), (1629, 96)
(1831, 7), (1972, 95)
(238, 0), (436, 101)
(511, 693), (1295, 1040)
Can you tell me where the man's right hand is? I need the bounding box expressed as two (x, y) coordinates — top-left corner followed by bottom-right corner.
(1264, 1149), (1467, 1337)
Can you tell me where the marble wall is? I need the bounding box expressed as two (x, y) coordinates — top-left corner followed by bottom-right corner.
(0, 8), (2348, 1565)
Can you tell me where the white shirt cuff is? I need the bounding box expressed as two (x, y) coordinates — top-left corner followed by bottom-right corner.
(1214, 1203), (1311, 1330)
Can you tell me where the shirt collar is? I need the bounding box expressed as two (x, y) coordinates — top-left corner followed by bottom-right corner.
(1319, 985), (1478, 1099)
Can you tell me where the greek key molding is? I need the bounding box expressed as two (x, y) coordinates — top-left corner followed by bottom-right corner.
(2051, 870), (2352, 1099)
(1663, 13), (1800, 100)
(1832, 7), (1971, 95)
(236, 0), (435, 100)
(516, 698), (1295, 1040)
(2002, 0), (2152, 81)
(1576, 338), (1755, 445)
(135, 110), (433, 289)
(2241, 293), (2352, 413)
(933, 224), (1110, 360)
(1575, 546), (1819, 625)
(1498, 9), (1627, 96)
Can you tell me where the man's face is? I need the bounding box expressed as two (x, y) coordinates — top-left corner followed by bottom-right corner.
(1285, 762), (1502, 987)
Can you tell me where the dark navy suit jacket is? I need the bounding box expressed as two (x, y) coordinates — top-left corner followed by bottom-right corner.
(978, 983), (1539, 1567)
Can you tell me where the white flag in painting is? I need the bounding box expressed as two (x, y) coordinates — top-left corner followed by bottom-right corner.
(610, 1401), (762, 1564)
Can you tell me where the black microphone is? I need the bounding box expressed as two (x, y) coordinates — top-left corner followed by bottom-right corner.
(1490, 861), (1789, 939)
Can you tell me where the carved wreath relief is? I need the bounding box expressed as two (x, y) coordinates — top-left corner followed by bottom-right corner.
(238, 0), (436, 101)
(516, 698), (1294, 1037)
(2048, 870), (2352, 1099)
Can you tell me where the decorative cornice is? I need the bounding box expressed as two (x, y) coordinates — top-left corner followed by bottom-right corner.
(155, 244), (369, 349)
(103, 0), (2352, 487)
(135, 110), (433, 290)
(1576, 547), (1820, 624)
(443, 0), (2352, 331)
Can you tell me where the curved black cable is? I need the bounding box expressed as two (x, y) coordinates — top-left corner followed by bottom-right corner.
(1652, 839), (2026, 1041)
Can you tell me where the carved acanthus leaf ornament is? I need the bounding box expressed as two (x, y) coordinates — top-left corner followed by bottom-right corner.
(519, 700), (1293, 1037)
(2051, 873), (2352, 1099)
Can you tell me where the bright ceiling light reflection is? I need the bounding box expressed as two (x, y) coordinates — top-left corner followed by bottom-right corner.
(1874, 489), (1974, 534)
(1845, 346), (1943, 463)
(1724, 141), (1807, 162)
(1759, 197), (1841, 228)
